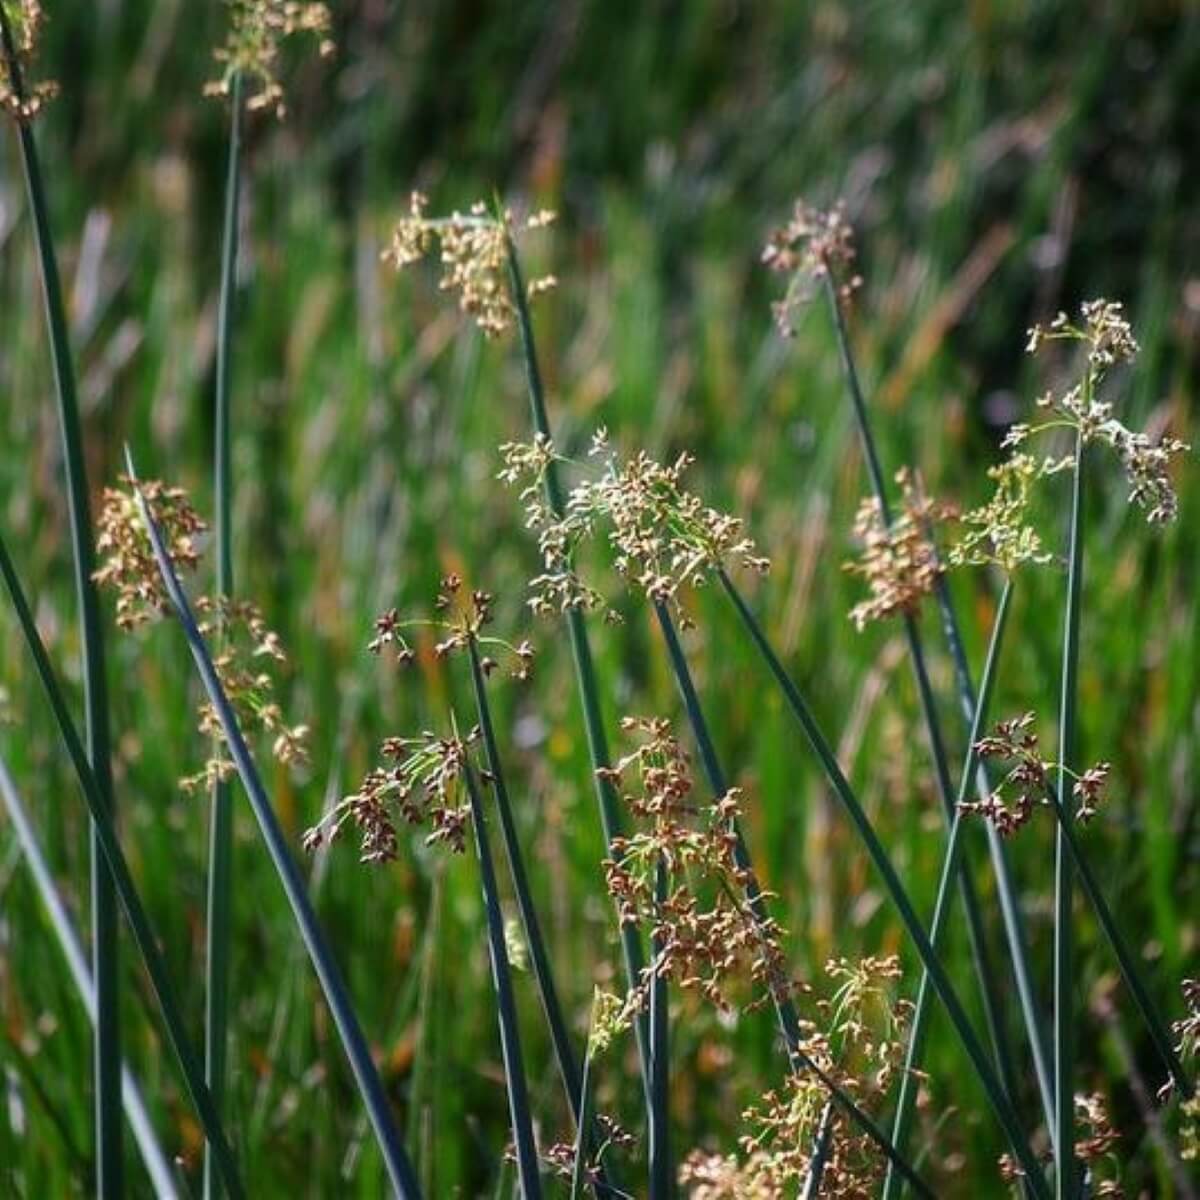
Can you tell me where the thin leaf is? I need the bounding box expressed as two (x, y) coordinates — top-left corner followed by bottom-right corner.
(649, 856), (669, 1200)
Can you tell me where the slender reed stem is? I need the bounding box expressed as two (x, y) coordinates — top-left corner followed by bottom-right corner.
(467, 640), (616, 1199)
(569, 1030), (597, 1200)
(883, 578), (1014, 1198)
(463, 764), (542, 1200)
(130, 463), (422, 1199)
(822, 275), (1017, 1100)
(506, 235), (652, 1101)
(0, 531), (243, 1199)
(0, 757), (182, 1199)
(717, 567), (1049, 1197)
(0, 11), (122, 1191)
(205, 66), (244, 1200)
(653, 601), (933, 1198)
(649, 857), (670, 1200)
(1055, 433), (1085, 1198)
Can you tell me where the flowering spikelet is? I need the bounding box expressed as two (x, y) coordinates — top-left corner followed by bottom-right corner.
(1175, 979), (1200, 1160)
(0, 0), (57, 122)
(499, 434), (769, 625)
(958, 712), (1111, 835)
(382, 194), (557, 338)
(1016, 299), (1188, 524)
(1001, 1092), (1123, 1195)
(844, 468), (955, 630)
(205, 0), (334, 119)
(762, 200), (862, 336)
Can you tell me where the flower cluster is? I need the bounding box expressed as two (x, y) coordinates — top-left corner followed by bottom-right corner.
(382, 194), (556, 338)
(1000, 1092), (1123, 1196)
(205, 0), (334, 119)
(305, 727), (479, 861)
(369, 574), (534, 680)
(958, 713), (1111, 835)
(949, 453), (1070, 574)
(180, 596), (309, 793)
(1015, 299), (1188, 524)
(598, 717), (792, 1016)
(680, 956), (911, 1198)
(762, 201), (862, 336)
(94, 478), (306, 793)
(500, 436), (769, 625)
(0, 0), (57, 122)
(1176, 979), (1200, 1160)
(844, 468), (956, 629)
(94, 477), (206, 630)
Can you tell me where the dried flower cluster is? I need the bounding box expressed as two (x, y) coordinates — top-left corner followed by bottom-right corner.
(205, 0), (334, 119)
(500, 435), (769, 625)
(0, 0), (57, 122)
(1000, 1092), (1123, 1196)
(382, 194), (557, 337)
(762, 201), (862, 336)
(369, 574), (534, 680)
(1013, 299), (1188, 524)
(94, 478), (306, 792)
(94, 477), (206, 630)
(844, 468), (956, 629)
(305, 727), (479, 861)
(681, 956), (911, 1198)
(1176, 979), (1200, 1160)
(949, 453), (1071, 574)
(958, 713), (1111, 835)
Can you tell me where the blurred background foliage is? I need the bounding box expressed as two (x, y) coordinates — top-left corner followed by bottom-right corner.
(1, 0), (1198, 1194)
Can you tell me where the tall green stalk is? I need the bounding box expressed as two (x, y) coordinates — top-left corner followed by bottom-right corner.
(883, 578), (1013, 1198)
(0, 10), (122, 1192)
(823, 276), (1020, 1103)
(649, 857), (670, 1200)
(1055, 434), (1085, 1199)
(462, 764), (542, 1200)
(718, 567), (1049, 1197)
(466, 639), (616, 1199)
(0, 531), (243, 1199)
(506, 235), (652, 1102)
(132, 468), (422, 1198)
(205, 65), (244, 1200)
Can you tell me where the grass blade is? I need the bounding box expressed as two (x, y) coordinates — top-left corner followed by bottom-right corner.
(717, 567), (1049, 1198)
(0, 530), (243, 1198)
(205, 64), (244, 1200)
(649, 856), (670, 1200)
(0, 10), (122, 1190)
(467, 640), (618, 1199)
(505, 233), (652, 1103)
(0, 756), (183, 1199)
(128, 457), (422, 1199)
(1055, 435), (1085, 1198)
(654, 601), (934, 1198)
(462, 764), (542, 1200)
(883, 577), (1014, 1198)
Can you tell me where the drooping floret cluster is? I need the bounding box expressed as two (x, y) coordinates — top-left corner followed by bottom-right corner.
(0, 0), (57, 122)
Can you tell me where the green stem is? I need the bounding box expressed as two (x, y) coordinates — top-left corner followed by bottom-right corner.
(467, 640), (617, 1199)
(0, 10), (122, 1192)
(206, 66), (243, 1200)
(1056, 434), (1085, 1199)
(718, 567), (1049, 1198)
(883, 578), (1014, 1198)
(569, 1037), (597, 1200)
(506, 234), (652, 1104)
(649, 857), (670, 1200)
(131, 463), (422, 1199)
(0, 531), (243, 1199)
(463, 765), (542, 1200)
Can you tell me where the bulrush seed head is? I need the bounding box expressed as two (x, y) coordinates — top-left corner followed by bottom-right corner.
(844, 467), (955, 630)
(0, 0), (57, 122)
(382, 194), (557, 338)
(205, 0), (335, 119)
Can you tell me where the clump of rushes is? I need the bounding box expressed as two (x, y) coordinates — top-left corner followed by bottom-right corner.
(205, 0), (334, 118)
(94, 478), (307, 793)
(499, 431), (769, 626)
(1009, 299), (1189, 524)
(679, 956), (911, 1198)
(843, 467), (957, 630)
(383, 195), (557, 338)
(958, 713), (1112, 835)
(0, 0), (56, 122)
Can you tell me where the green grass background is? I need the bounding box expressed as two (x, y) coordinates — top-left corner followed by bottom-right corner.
(1, 1), (1197, 1194)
